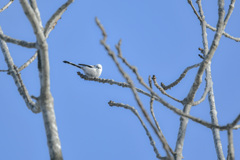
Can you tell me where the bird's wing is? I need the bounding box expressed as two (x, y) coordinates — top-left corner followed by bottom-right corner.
(63, 61), (82, 69)
(78, 64), (93, 68)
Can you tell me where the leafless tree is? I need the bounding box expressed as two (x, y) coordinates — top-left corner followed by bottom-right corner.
(0, 0), (74, 159)
(0, 0), (239, 160)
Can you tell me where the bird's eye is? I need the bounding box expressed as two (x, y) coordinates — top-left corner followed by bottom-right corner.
(96, 65), (101, 69)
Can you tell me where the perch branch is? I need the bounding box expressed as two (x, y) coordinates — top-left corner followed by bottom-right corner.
(77, 71), (240, 131)
(77, 71), (155, 98)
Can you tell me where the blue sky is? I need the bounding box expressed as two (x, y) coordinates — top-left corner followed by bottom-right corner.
(0, 0), (240, 160)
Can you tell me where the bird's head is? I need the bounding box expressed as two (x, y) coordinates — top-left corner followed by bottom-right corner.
(95, 64), (102, 70)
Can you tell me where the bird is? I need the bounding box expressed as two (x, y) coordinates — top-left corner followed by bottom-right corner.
(63, 60), (102, 78)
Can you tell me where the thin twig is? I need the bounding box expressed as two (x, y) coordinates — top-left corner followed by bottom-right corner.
(152, 75), (182, 103)
(187, 0), (202, 21)
(0, 32), (37, 48)
(18, 52), (38, 71)
(193, 39), (210, 106)
(148, 76), (175, 156)
(0, 69), (9, 72)
(206, 23), (240, 42)
(233, 125), (240, 130)
(117, 40), (179, 102)
(29, 0), (43, 28)
(77, 71), (155, 98)
(108, 101), (163, 160)
(224, 0), (236, 27)
(44, 0), (74, 37)
(148, 76), (161, 131)
(161, 63), (201, 90)
(0, 0), (14, 13)
(192, 76), (210, 106)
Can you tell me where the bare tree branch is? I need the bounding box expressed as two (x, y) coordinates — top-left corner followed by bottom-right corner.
(224, 0), (235, 27)
(0, 69), (8, 72)
(116, 40), (180, 102)
(108, 101), (163, 160)
(0, 32), (37, 48)
(18, 52), (38, 71)
(187, 0), (201, 21)
(18, 0), (74, 72)
(227, 129), (235, 160)
(95, 16), (240, 159)
(233, 125), (240, 130)
(96, 17), (173, 159)
(44, 0), (74, 37)
(204, 0), (235, 159)
(0, 27), (40, 113)
(192, 3), (210, 106)
(0, 0), (14, 13)
(77, 71), (155, 98)
(175, 1), (226, 159)
(193, 2), (225, 156)
(77, 71), (240, 131)
(161, 62), (201, 90)
(148, 76), (175, 156)
(29, 0), (43, 28)
(229, 114), (240, 129)
(206, 23), (240, 42)
(19, 1), (63, 159)
(152, 75), (182, 103)
(207, 67), (225, 159)
(148, 76), (162, 132)
(187, 0), (240, 42)
(192, 76), (210, 106)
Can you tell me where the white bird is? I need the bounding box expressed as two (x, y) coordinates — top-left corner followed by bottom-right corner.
(63, 61), (102, 78)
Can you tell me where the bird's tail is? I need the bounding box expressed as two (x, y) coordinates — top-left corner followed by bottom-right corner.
(63, 61), (82, 69)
